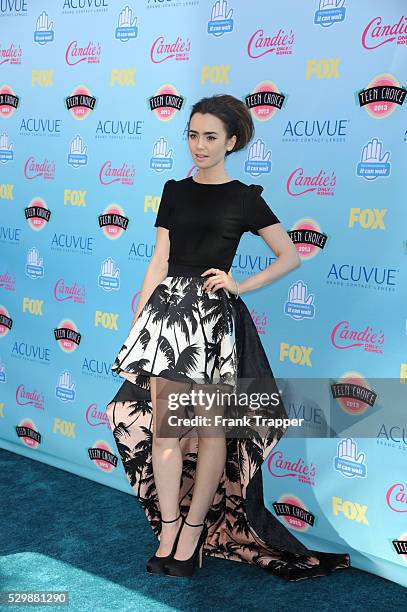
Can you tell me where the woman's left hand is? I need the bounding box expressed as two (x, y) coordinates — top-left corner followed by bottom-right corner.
(201, 268), (238, 296)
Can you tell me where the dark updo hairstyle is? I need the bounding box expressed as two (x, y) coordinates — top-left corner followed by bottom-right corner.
(188, 94), (254, 157)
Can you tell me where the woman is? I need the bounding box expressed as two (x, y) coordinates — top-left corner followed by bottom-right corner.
(106, 94), (351, 580)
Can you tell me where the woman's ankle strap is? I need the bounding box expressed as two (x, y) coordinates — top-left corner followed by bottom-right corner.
(161, 513), (182, 523)
(184, 518), (204, 527)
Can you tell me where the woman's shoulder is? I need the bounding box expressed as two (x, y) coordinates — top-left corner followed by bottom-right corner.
(230, 180), (263, 193)
(232, 181), (265, 201)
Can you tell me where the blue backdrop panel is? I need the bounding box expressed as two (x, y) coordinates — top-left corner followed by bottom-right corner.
(0, 0), (406, 586)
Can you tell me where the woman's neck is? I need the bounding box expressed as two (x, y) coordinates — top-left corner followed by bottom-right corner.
(193, 169), (233, 184)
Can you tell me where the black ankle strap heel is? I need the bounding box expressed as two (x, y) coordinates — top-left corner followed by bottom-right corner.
(161, 513), (182, 523)
(163, 518), (208, 577)
(146, 513), (184, 575)
(184, 519), (204, 527)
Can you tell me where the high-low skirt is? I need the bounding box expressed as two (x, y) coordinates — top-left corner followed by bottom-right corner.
(106, 264), (351, 581)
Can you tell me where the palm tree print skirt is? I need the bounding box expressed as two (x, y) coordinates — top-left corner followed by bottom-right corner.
(106, 271), (351, 581)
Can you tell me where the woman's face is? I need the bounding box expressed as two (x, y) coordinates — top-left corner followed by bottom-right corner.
(188, 112), (236, 171)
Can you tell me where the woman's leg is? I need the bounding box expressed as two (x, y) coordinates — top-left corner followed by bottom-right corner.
(150, 375), (183, 556)
(171, 383), (321, 566)
(172, 383), (227, 560)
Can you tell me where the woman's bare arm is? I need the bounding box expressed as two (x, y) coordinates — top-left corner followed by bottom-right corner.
(129, 227), (170, 329)
(237, 223), (301, 294)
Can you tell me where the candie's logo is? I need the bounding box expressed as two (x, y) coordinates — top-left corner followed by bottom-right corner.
(386, 483), (407, 513)
(246, 81), (286, 121)
(54, 278), (86, 304)
(24, 197), (51, 231)
(150, 35), (191, 63)
(65, 41), (101, 66)
(86, 403), (111, 429)
(247, 26), (295, 57)
(24, 157), (55, 181)
(0, 85), (19, 118)
(65, 85), (97, 120)
(99, 161), (135, 186)
(267, 450), (316, 486)
(0, 43), (22, 65)
(288, 219), (328, 260)
(330, 322), (385, 354)
(362, 15), (407, 50)
(54, 319), (82, 352)
(98, 204), (129, 239)
(286, 168), (336, 197)
(250, 308), (267, 335)
(16, 384), (44, 410)
(149, 84), (184, 120)
(358, 74), (406, 119)
(0, 271), (15, 291)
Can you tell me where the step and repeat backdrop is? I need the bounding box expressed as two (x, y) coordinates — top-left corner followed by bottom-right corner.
(0, 0), (406, 587)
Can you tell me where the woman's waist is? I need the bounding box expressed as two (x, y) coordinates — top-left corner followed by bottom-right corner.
(167, 261), (230, 278)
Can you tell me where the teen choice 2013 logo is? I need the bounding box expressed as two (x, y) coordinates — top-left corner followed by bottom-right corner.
(357, 73), (406, 119)
(148, 84), (184, 121)
(245, 81), (286, 121)
(288, 219), (328, 260)
(24, 197), (51, 231)
(65, 84), (97, 120)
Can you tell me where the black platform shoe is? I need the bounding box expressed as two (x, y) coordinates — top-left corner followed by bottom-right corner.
(163, 518), (208, 577)
(146, 513), (184, 575)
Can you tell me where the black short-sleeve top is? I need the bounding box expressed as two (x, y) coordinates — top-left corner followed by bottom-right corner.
(154, 176), (280, 271)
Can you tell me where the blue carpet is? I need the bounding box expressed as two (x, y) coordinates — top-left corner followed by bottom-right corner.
(1, 448), (405, 612)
